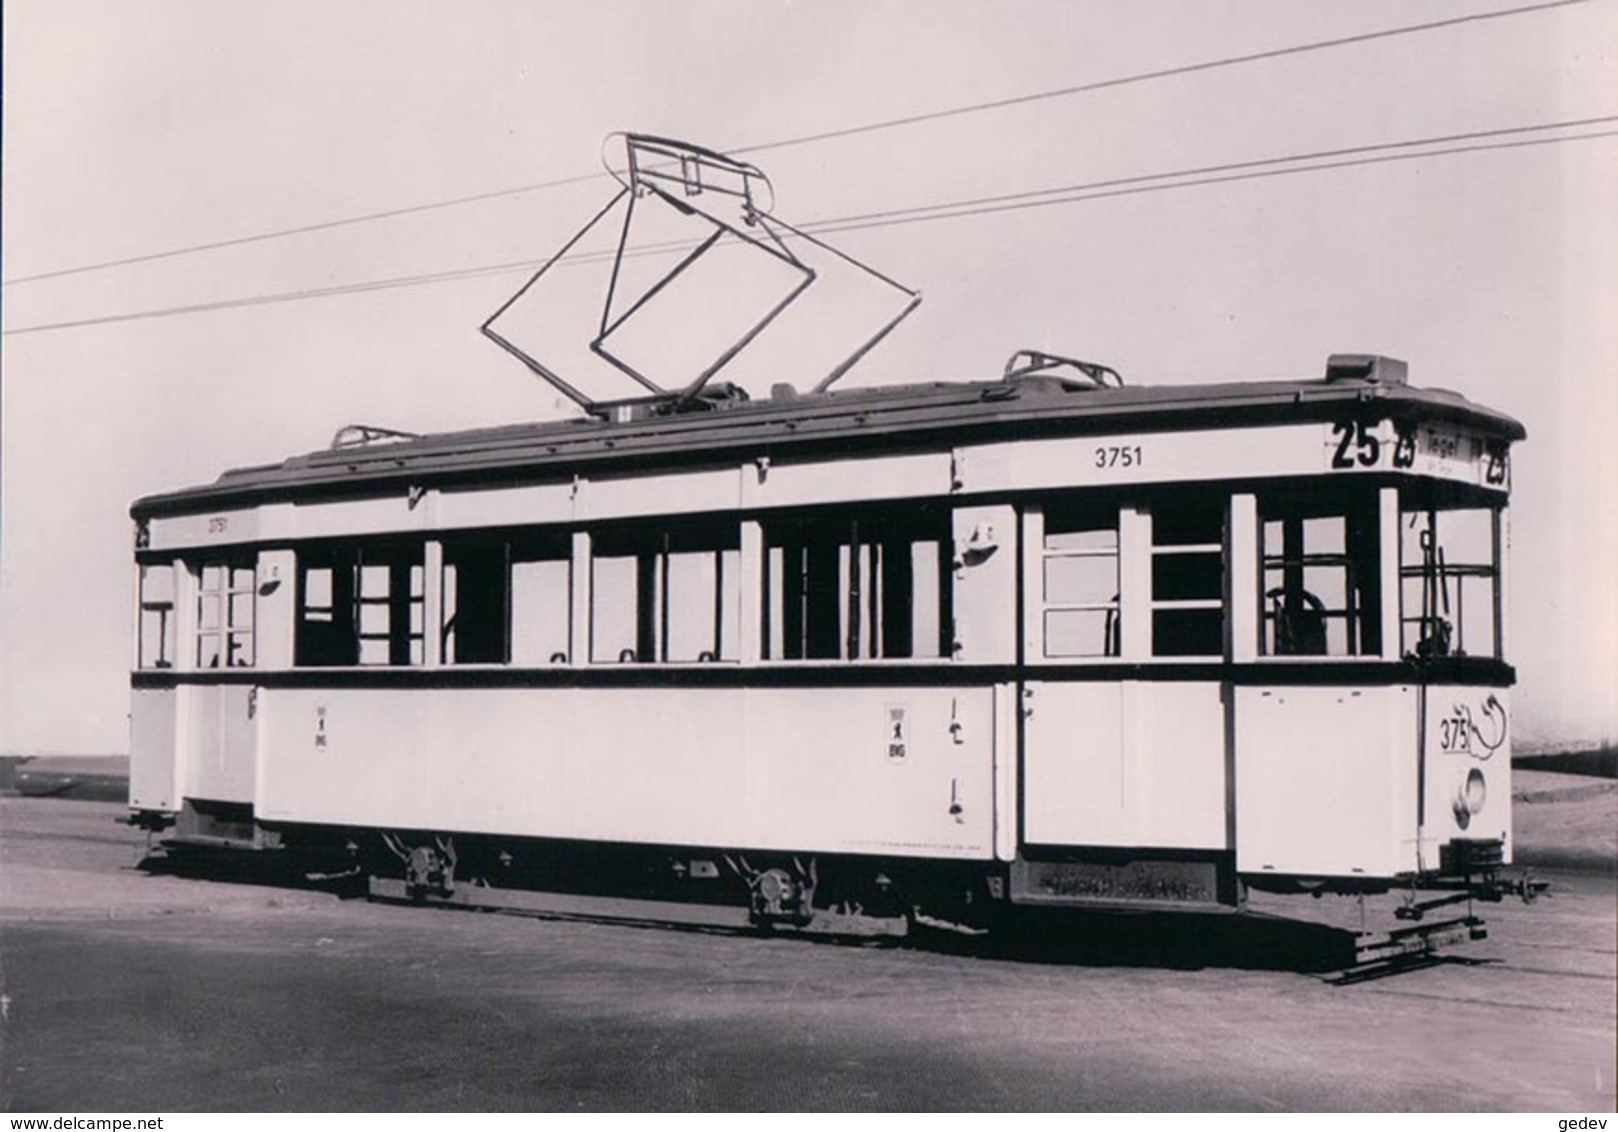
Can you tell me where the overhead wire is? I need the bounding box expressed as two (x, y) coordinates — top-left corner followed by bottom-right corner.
(774, 113), (1618, 229)
(499, 115), (1618, 268)
(0, 171), (606, 288)
(724, 0), (1592, 158)
(805, 127), (1618, 237)
(6, 118), (1614, 338)
(0, 0), (1591, 288)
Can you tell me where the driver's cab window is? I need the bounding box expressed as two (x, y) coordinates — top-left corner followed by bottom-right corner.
(137, 563), (176, 669)
(1260, 492), (1382, 657)
(1400, 503), (1499, 659)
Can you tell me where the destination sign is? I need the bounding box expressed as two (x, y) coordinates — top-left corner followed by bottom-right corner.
(1323, 419), (1509, 489)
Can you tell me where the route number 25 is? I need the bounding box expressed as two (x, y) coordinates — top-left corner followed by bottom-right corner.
(1329, 421), (1381, 469)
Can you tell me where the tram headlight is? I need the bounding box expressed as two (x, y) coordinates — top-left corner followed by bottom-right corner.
(1452, 768), (1487, 829)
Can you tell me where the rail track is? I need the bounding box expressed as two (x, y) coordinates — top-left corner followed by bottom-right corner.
(2, 796), (1612, 1110)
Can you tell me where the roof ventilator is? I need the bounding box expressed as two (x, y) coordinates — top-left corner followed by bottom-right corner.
(1002, 349), (1124, 390)
(329, 424), (422, 449)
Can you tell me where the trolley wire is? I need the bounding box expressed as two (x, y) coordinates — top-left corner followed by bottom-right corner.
(774, 113), (1618, 231)
(0, 0), (1591, 289)
(805, 124), (1618, 237)
(493, 116), (1618, 269)
(0, 171), (607, 289)
(725, 0), (1593, 158)
(6, 118), (1613, 339)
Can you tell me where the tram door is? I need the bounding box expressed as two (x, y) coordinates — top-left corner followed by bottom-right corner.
(1017, 503), (1226, 852)
(183, 683), (259, 806)
(1021, 682), (1130, 845)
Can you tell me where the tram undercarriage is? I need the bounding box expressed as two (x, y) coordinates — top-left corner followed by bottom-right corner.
(137, 806), (1543, 969)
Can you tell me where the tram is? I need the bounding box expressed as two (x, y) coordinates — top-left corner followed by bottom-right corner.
(127, 136), (1531, 956)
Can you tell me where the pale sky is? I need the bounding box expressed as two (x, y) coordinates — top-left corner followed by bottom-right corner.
(3, 0), (1615, 753)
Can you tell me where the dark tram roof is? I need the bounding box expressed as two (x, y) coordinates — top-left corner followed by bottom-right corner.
(133, 360), (1526, 517)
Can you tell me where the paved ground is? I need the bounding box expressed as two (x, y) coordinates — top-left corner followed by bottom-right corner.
(0, 788), (1612, 1112)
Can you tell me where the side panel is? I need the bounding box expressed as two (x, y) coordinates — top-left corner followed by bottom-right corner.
(744, 686), (994, 857)
(1420, 686), (1513, 865)
(951, 505), (1018, 665)
(146, 507), (260, 553)
(255, 550), (298, 669)
(1127, 682), (1229, 848)
(1022, 681), (1227, 849)
(582, 468), (740, 521)
(285, 496), (429, 541)
(436, 483), (576, 531)
(1234, 684), (1418, 878)
(182, 684), (258, 804)
(255, 684), (996, 859)
(129, 687), (179, 811)
(1023, 682), (1126, 845)
(742, 453), (950, 510)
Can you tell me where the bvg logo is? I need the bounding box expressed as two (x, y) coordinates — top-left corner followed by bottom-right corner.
(1438, 694), (1508, 759)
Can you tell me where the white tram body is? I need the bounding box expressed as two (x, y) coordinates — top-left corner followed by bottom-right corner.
(129, 351), (1522, 925)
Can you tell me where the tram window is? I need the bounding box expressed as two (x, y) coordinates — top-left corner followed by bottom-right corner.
(1041, 504), (1119, 658)
(510, 554), (571, 666)
(297, 557), (353, 666)
(442, 541), (507, 664)
(358, 559), (425, 666)
(762, 512), (950, 661)
(137, 564), (176, 669)
(1260, 496), (1382, 657)
(295, 545), (424, 666)
(1400, 506), (1498, 658)
(1150, 499), (1224, 657)
(196, 559), (255, 668)
(591, 552), (642, 663)
(590, 525), (740, 664)
(441, 533), (571, 665)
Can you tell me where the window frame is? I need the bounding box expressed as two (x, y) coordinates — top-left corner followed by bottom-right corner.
(1397, 489), (1504, 661)
(439, 529), (573, 666)
(1255, 486), (1386, 661)
(1025, 500), (1123, 663)
(293, 540), (426, 668)
(195, 556), (256, 669)
(589, 520), (743, 666)
(136, 561), (177, 670)
(759, 506), (953, 665)
(1146, 493), (1228, 660)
